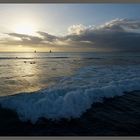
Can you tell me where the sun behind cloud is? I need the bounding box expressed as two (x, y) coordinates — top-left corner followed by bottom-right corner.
(13, 20), (37, 35)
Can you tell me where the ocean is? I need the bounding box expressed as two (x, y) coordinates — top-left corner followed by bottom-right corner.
(0, 52), (140, 123)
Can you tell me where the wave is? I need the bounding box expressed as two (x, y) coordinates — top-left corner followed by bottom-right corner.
(0, 65), (140, 123)
(0, 57), (70, 60)
(0, 57), (104, 60)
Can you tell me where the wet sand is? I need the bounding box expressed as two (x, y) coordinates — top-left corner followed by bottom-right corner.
(0, 90), (140, 136)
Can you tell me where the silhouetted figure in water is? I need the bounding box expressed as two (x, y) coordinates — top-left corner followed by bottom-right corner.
(34, 50), (36, 53)
(49, 50), (52, 53)
(30, 61), (36, 64)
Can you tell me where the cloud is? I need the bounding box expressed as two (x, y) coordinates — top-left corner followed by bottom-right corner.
(6, 33), (43, 45)
(68, 24), (87, 35)
(0, 18), (140, 52)
(37, 31), (59, 42)
(97, 18), (140, 32)
(64, 18), (140, 51)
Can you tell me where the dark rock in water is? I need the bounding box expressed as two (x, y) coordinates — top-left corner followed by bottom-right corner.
(0, 91), (140, 136)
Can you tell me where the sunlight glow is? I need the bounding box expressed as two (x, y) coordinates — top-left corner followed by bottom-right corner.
(14, 21), (37, 35)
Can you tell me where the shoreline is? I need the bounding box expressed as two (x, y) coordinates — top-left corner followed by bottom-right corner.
(0, 90), (140, 136)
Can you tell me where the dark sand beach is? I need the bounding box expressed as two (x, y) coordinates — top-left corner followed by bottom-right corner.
(0, 90), (140, 136)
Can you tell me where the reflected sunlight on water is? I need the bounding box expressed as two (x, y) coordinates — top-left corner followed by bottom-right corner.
(0, 59), (42, 96)
(0, 53), (85, 96)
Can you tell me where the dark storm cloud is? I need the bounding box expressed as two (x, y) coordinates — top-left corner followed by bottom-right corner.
(1, 18), (140, 52)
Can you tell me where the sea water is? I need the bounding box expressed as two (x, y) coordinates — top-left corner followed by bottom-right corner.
(0, 52), (140, 123)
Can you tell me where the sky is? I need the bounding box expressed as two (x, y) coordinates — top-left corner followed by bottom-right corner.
(0, 4), (140, 52)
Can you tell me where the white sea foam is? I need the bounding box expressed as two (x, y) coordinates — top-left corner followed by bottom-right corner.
(0, 65), (140, 123)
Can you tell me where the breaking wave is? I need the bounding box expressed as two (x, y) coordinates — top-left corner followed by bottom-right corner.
(0, 65), (140, 123)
